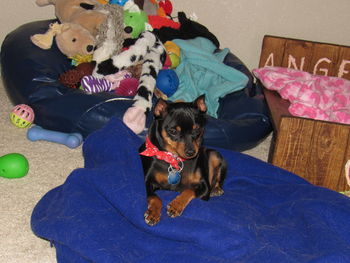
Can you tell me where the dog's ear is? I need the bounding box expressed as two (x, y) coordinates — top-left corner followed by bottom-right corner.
(194, 94), (207, 113)
(154, 98), (168, 117)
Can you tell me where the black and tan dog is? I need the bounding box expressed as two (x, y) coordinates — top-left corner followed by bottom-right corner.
(139, 95), (227, 226)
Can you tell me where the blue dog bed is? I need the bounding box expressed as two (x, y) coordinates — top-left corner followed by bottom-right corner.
(31, 117), (350, 262)
(1, 19), (271, 151)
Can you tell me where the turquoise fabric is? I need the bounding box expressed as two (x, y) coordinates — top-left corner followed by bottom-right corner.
(170, 37), (248, 117)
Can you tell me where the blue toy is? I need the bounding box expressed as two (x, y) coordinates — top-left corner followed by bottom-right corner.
(27, 126), (83, 149)
(156, 69), (179, 97)
(110, 0), (128, 5)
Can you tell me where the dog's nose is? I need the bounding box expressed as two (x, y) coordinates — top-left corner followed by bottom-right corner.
(185, 149), (195, 158)
(124, 26), (133, 34)
(86, 45), (94, 53)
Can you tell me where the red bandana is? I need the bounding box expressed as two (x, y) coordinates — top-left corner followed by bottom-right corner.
(140, 136), (185, 170)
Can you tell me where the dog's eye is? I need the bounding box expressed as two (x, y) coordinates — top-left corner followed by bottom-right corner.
(192, 128), (201, 138)
(72, 38), (77, 43)
(168, 128), (178, 136)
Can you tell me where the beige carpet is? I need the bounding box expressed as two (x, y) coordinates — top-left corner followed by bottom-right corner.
(0, 80), (271, 263)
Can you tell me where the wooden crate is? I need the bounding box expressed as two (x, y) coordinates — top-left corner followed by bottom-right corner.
(258, 35), (350, 191)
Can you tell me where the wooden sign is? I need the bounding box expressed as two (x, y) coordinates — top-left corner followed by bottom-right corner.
(258, 35), (350, 192)
(258, 35), (350, 80)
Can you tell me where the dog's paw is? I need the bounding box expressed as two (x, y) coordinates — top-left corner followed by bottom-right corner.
(144, 209), (161, 226)
(210, 187), (224, 197)
(167, 200), (185, 218)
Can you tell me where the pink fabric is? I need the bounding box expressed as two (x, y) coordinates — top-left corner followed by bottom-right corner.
(253, 67), (350, 124)
(105, 70), (132, 90)
(123, 106), (146, 134)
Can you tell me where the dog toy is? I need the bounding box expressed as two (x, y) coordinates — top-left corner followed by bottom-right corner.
(81, 70), (133, 93)
(164, 41), (181, 68)
(27, 126), (83, 148)
(0, 153), (29, 179)
(123, 2), (150, 39)
(32, 0), (124, 60)
(69, 54), (93, 66)
(10, 104), (35, 128)
(110, 0), (128, 5)
(31, 0), (111, 58)
(31, 21), (97, 58)
(156, 69), (179, 97)
(97, 0), (128, 5)
(93, 30), (166, 134)
(115, 77), (139, 96)
(164, 41), (180, 57)
(59, 62), (95, 89)
(105, 70), (133, 89)
(81, 75), (113, 93)
(147, 15), (180, 30)
(92, 3), (125, 64)
(158, 0), (173, 17)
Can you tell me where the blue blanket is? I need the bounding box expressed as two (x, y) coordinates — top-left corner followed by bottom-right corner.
(31, 118), (350, 262)
(169, 37), (248, 117)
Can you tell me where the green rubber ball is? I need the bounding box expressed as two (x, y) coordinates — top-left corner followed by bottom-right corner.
(0, 153), (29, 179)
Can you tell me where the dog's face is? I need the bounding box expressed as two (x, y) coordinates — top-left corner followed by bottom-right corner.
(152, 95), (207, 159)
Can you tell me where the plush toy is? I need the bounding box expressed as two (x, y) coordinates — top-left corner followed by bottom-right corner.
(35, 0), (107, 35)
(115, 77), (139, 96)
(123, 0), (152, 39)
(92, 29), (166, 134)
(59, 62), (95, 89)
(140, 0), (173, 17)
(157, 0), (173, 17)
(163, 40), (180, 68)
(32, 0), (125, 62)
(140, 0), (158, 15)
(124, 9), (149, 39)
(137, 0), (179, 31)
(92, 3), (125, 64)
(31, 22), (96, 58)
(147, 15), (180, 30)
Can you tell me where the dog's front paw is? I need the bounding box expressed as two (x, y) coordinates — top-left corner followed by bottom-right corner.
(144, 209), (161, 226)
(167, 200), (185, 218)
(210, 186), (224, 197)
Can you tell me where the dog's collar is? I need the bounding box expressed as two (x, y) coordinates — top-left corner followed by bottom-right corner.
(140, 136), (185, 170)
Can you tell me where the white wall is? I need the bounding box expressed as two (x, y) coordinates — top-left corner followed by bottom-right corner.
(0, 1), (53, 43)
(1, 0), (349, 70)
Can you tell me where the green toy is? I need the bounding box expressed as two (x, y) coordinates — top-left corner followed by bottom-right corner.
(124, 9), (148, 38)
(0, 153), (29, 179)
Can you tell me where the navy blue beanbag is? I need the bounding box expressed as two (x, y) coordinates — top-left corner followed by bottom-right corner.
(31, 117), (350, 262)
(1, 19), (271, 151)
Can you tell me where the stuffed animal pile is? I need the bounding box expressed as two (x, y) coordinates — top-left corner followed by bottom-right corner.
(30, 0), (182, 134)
